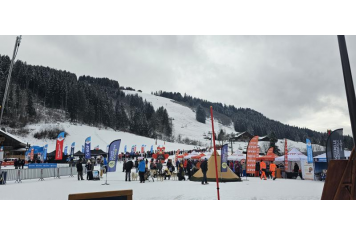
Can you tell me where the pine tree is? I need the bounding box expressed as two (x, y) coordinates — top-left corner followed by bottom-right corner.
(196, 105), (206, 123)
(26, 89), (36, 118)
(269, 131), (280, 155)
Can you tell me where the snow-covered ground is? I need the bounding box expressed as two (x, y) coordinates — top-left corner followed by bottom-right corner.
(0, 162), (324, 200)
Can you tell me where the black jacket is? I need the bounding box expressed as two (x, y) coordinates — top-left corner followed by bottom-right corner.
(125, 161), (133, 171)
(76, 162), (83, 171)
(201, 160), (208, 172)
(294, 164), (299, 173)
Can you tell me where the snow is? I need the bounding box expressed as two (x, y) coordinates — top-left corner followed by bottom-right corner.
(0, 161), (324, 200)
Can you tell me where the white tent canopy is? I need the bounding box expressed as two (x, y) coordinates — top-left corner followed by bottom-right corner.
(275, 148), (307, 162)
(228, 150), (245, 161)
(313, 150), (351, 159)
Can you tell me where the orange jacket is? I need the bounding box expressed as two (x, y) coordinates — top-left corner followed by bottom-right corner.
(260, 161), (266, 169)
(270, 163), (276, 172)
(184, 160), (187, 168)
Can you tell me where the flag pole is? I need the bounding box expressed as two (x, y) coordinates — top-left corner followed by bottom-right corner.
(210, 106), (220, 200)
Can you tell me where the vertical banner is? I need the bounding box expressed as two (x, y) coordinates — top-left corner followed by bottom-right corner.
(82, 145), (84, 153)
(95, 145), (99, 150)
(85, 137), (91, 159)
(70, 142), (75, 158)
(246, 136), (259, 174)
(0, 146), (4, 161)
(30, 147), (34, 161)
(326, 128), (345, 162)
(284, 139), (288, 172)
(141, 145), (145, 153)
(43, 144), (48, 161)
(64, 146), (68, 155)
(134, 145), (137, 152)
(55, 132), (65, 160)
(306, 139), (313, 164)
(124, 145), (127, 153)
(150, 145), (154, 153)
(131, 146), (135, 154)
(221, 144), (228, 172)
(107, 139), (121, 172)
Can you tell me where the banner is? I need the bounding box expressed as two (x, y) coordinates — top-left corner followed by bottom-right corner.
(43, 144), (48, 161)
(0, 146), (3, 161)
(246, 136), (259, 174)
(150, 145), (153, 153)
(131, 145), (135, 154)
(107, 139), (121, 172)
(28, 163), (57, 169)
(64, 146), (68, 155)
(302, 160), (314, 180)
(95, 145), (99, 150)
(55, 132), (65, 160)
(306, 139), (313, 164)
(221, 144), (228, 172)
(284, 139), (288, 171)
(30, 148), (34, 161)
(70, 142), (75, 158)
(326, 128), (345, 162)
(82, 145), (84, 153)
(141, 145), (145, 153)
(124, 145), (127, 153)
(85, 137), (91, 159)
(134, 145), (137, 152)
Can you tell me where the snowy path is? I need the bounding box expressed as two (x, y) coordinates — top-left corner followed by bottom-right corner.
(1, 162), (324, 200)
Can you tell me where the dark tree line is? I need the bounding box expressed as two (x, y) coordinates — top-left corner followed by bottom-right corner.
(0, 54), (172, 140)
(154, 90), (354, 150)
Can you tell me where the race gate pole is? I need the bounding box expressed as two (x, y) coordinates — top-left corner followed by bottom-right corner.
(210, 106), (220, 200)
(38, 168), (44, 181)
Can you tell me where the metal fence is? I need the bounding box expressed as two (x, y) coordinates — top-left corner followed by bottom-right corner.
(3, 166), (81, 181)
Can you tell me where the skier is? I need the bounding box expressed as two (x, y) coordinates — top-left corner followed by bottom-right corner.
(201, 158), (208, 185)
(260, 160), (267, 180)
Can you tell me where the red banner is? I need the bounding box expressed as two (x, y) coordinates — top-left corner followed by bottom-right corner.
(246, 136), (259, 174)
(284, 139), (288, 171)
(55, 132), (65, 160)
(30, 148), (34, 161)
(1, 161), (14, 166)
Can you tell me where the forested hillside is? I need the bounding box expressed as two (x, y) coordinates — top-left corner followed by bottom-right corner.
(153, 91), (354, 150)
(0, 54), (172, 141)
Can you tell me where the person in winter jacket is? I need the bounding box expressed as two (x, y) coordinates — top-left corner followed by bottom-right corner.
(200, 158), (208, 185)
(242, 161), (246, 177)
(157, 161), (163, 175)
(135, 159), (139, 172)
(138, 159), (146, 183)
(176, 160), (180, 169)
(183, 159), (188, 174)
(76, 160), (84, 180)
(123, 160), (126, 172)
(187, 159), (192, 180)
(178, 163), (185, 181)
(85, 160), (93, 180)
(270, 161), (277, 181)
(125, 158), (134, 181)
(234, 161), (241, 177)
(260, 160), (267, 180)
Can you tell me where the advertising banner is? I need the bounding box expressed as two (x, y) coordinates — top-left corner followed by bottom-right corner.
(284, 139), (288, 171)
(141, 145), (145, 153)
(64, 146), (68, 155)
(306, 139), (313, 164)
(150, 145), (153, 153)
(221, 144), (228, 172)
(55, 132), (65, 160)
(302, 160), (314, 180)
(95, 145), (99, 150)
(85, 137), (91, 159)
(28, 163), (57, 169)
(82, 145), (84, 153)
(124, 145), (127, 153)
(0, 146), (3, 161)
(70, 142), (75, 158)
(246, 136), (259, 174)
(30, 148), (34, 161)
(107, 139), (121, 172)
(326, 128), (345, 162)
(43, 144), (48, 161)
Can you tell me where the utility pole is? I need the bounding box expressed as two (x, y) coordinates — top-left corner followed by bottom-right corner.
(0, 35), (22, 126)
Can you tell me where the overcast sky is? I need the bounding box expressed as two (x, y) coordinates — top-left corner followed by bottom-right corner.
(1, 35), (355, 136)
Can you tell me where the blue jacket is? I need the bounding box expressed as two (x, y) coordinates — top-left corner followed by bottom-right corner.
(138, 160), (146, 172)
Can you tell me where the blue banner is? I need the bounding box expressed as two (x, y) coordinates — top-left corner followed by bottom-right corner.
(82, 145), (84, 153)
(28, 163), (57, 169)
(64, 146), (68, 155)
(43, 144), (48, 161)
(85, 137), (91, 159)
(131, 145), (134, 155)
(306, 139), (313, 164)
(107, 139), (121, 172)
(124, 145), (127, 153)
(70, 142), (75, 158)
(221, 144), (228, 172)
(150, 145), (153, 153)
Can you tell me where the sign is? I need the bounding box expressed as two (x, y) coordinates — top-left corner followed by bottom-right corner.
(1, 161), (14, 166)
(302, 160), (314, 180)
(246, 136), (259, 174)
(43, 144), (48, 161)
(141, 145), (145, 153)
(306, 139), (313, 164)
(107, 139), (121, 172)
(70, 142), (75, 158)
(64, 146), (68, 155)
(326, 129), (345, 161)
(124, 145), (127, 153)
(55, 132), (65, 160)
(28, 163), (57, 169)
(221, 144), (228, 172)
(68, 190), (132, 200)
(284, 139), (288, 171)
(30, 148), (34, 161)
(85, 137), (91, 159)
(0, 146), (3, 161)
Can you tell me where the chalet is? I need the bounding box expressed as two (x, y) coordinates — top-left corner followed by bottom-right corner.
(0, 128), (28, 160)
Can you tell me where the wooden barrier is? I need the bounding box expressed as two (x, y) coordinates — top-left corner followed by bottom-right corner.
(68, 190), (133, 200)
(321, 148), (356, 200)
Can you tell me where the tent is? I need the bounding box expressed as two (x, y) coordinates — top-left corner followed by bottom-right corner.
(190, 152), (241, 182)
(275, 148), (308, 162)
(228, 150), (245, 161)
